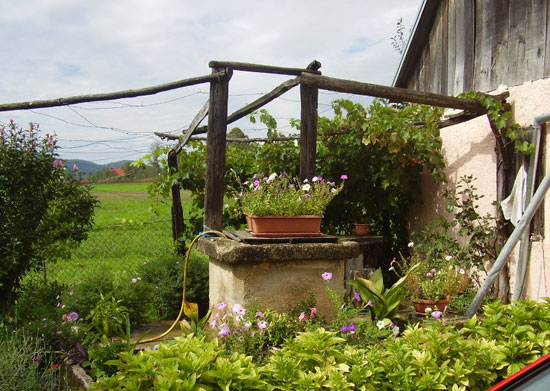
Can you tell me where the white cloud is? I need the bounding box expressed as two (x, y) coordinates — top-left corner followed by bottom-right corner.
(0, 0), (422, 163)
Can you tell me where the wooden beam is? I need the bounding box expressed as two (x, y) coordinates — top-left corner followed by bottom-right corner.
(0, 71), (227, 112)
(173, 100), (209, 154)
(203, 67), (232, 230)
(300, 73), (487, 113)
(209, 60), (321, 76)
(169, 77), (301, 137)
(300, 82), (318, 181)
(227, 77), (300, 124)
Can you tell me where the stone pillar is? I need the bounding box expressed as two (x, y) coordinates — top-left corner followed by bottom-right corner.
(197, 237), (360, 319)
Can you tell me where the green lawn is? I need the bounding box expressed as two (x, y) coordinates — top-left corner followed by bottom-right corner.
(47, 182), (194, 285)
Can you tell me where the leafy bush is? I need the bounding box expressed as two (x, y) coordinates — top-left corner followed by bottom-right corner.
(91, 300), (550, 390)
(15, 279), (68, 323)
(138, 252), (209, 318)
(0, 330), (62, 391)
(92, 335), (268, 390)
(0, 122), (97, 313)
(61, 273), (154, 325)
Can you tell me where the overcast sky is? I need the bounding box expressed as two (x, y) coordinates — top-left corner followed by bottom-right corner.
(0, 0), (422, 164)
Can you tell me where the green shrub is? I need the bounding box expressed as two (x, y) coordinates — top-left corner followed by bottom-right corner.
(61, 273), (154, 325)
(0, 330), (62, 391)
(15, 279), (67, 323)
(138, 252), (209, 319)
(92, 335), (267, 390)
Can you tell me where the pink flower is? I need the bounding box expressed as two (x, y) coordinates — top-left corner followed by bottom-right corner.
(340, 174), (348, 180)
(426, 272), (433, 278)
(53, 160), (64, 168)
(256, 311), (264, 318)
(67, 312), (79, 322)
(232, 303), (246, 316)
(47, 138), (54, 146)
(72, 164), (79, 171)
(298, 312), (308, 322)
(131, 278), (137, 283)
(321, 272), (333, 281)
(431, 311), (443, 319)
(309, 307), (318, 317)
(257, 320), (268, 331)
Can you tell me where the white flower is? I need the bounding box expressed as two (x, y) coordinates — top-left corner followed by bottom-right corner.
(376, 320), (385, 329)
(445, 255), (452, 261)
(408, 242), (414, 248)
(312, 176), (319, 182)
(425, 307), (433, 314)
(303, 179), (309, 183)
(392, 326), (400, 336)
(223, 203), (229, 208)
(268, 172), (277, 182)
(331, 188), (337, 193)
(302, 183), (311, 191)
(459, 268), (466, 274)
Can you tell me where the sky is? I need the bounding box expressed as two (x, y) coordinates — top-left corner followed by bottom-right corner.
(0, 0), (422, 164)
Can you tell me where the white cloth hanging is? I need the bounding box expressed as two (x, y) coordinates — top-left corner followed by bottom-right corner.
(501, 166), (527, 226)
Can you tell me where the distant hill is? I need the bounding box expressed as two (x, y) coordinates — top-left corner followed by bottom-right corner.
(63, 159), (132, 176)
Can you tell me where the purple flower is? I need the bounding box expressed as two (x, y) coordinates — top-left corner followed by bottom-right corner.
(304, 193), (311, 199)
(32, 355), (40, 363)
(67, 312), (78, 322)
(256, 311), (264, 318)
(426, 272), (433, 278)
(340, 324), (357, 333)
(431, 311), (443, 319)
(321, 272), (333, 281)
(218, 323), (230, 337)
(340, 174), (348, 180)
(253, 179), (260, 187)
(257, 320), (268, 331)
(327, 181), (335, 187)
(367, 299), (373, 307)
(353, 290), (361, 303)
(216, 302), (227, 311)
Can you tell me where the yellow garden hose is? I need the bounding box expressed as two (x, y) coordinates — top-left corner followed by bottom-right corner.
(141, 230), (227, 343)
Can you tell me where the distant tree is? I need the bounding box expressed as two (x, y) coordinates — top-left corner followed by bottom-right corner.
(0, 122), (97, 313)
(227, 127), (246, 138)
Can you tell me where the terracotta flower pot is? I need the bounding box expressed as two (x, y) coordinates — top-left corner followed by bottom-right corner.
(247, 215), (323, 237)
(354, 223), (370, 236)
(412, 299), (450, 316)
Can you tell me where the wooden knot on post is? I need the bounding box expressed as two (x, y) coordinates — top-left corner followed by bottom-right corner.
(306, 60), (322, 72)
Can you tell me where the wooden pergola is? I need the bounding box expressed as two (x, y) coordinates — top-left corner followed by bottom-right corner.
(0, 60), (507, 238)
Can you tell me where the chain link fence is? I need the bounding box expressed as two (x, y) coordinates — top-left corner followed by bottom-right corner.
(46, 219), (174, 285)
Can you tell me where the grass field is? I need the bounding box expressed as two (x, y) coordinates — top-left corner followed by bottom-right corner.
(47, 181), (195, 285)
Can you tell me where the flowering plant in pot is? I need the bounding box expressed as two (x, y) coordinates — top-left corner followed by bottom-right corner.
(392, 241), (469, 316)
(239, 173), (346, 236)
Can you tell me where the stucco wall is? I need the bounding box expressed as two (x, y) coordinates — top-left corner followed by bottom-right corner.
(410, 77), (550, 300)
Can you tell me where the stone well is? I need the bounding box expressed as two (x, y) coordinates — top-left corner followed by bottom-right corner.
(196, 236), (360, 319)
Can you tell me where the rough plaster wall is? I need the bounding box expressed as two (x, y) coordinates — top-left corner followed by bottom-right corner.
(508, 78), (550, 300)
(410, 77), (550, 300)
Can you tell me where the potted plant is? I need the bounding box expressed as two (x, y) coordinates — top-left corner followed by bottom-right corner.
(391, 241), (469, 316)
(353, 211), (371, 236)
(239, 173), (346, 237)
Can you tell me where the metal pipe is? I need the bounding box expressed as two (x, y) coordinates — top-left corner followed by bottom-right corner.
(466, 113), (550, 316)
(513, 124), (542, 299)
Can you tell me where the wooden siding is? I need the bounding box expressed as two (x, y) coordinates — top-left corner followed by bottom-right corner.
(395, 0), (550, 95)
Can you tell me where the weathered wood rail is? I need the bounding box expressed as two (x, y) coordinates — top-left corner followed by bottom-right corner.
(0, 59), (498, 233)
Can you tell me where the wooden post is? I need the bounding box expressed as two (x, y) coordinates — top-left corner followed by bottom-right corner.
(204, 67), (232, 230)
(300, 82), (318, 181)
(167, 150), (185, 246)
